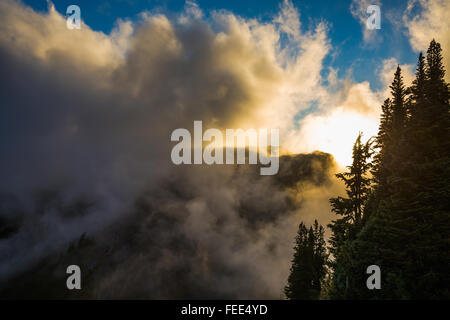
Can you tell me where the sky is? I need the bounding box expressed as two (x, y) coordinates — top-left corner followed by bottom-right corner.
(22, 0), (422, 89)
(0, 0), (449, 297)
(16, 0), (450, 166)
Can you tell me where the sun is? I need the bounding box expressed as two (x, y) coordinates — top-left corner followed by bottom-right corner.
(297, 107), (379, 168)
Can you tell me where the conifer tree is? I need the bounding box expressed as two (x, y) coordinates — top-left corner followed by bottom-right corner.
(302, 39), (449, 300)
(390, 66), (407, 133)
(312, 220), (328, 296)
(409, 52), (426, 125)
(339, 40), (450, 299)
(372, 98), (393, 189)
(385, 40), (450, 298)
(285, 220), (327, 299)
(408, 39), (450, 298)
(327, 133), (373, 298)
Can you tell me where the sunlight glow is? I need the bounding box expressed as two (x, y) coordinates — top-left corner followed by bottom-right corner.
(299, 108), (379, 167)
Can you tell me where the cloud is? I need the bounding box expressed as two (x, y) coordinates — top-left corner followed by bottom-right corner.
(403, 0), (450, 80)
(0, 0), (340, 298)
(0, 0), (125, 69)
(283, 53), (417, 168)
(284, 81), (382, 166)
(87, 156), (340, 299)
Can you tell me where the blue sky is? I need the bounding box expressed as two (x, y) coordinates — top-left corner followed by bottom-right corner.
(23, 0), (420, 91)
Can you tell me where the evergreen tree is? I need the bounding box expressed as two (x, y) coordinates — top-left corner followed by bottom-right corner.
(295, 38), (449, 300)
(312, 220), (328, 296)
(327, 133), (373, 298)
(336, 40), (450, 299)
(285, 220), (327, 299)
(409, 52), (426, 125)
(330, 133), (373, 228)
(407, 39), (450, 298)
(382, 40), (450, 298)
(372, 98), (393, 189)
(386, 66), (409, 192)
(371, 67), (408, 202)
(390, 66), (407, 133)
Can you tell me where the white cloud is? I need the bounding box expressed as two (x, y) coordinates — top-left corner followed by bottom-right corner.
(0, 0), (336, 294)
(284, 81), (382, 167)
(403, 0), (450, 80)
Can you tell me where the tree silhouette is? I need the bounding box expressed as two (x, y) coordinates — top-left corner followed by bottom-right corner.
(325, 39), (450, 299)
(285, 220), (327, 299)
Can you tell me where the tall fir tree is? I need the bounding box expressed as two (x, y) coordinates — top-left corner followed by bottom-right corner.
(312, 220), (328, 296)
(292, 39), (449, 300)
(383, 40), (450, 298)
(333, 40), (450, 299)
(409, 39), (450, 298)
(390, 66), (408, 133)
(327, 133), (373, 298)
(409, 52), (426, 126)
(285, 220), (327, 300)
(372, 98), (393, 190)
